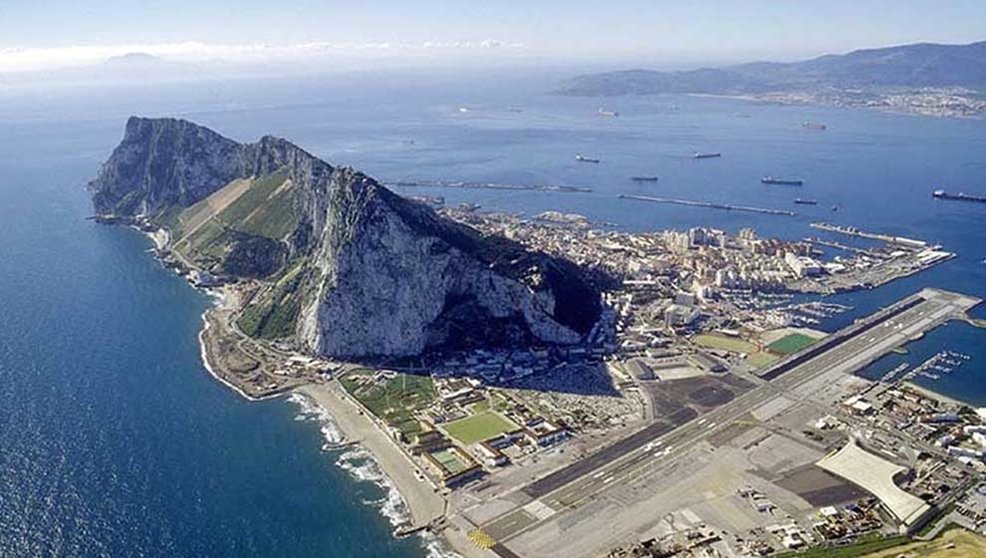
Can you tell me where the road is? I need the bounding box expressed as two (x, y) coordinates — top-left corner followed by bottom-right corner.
(478, 288), (980, 549)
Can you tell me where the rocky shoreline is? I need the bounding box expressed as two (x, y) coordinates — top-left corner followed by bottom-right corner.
(128, 225), (479, 557)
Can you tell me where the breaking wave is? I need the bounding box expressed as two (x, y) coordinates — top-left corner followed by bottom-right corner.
(288, 393), (460, 557)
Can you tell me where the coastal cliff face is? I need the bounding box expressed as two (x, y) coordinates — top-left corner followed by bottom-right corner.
(89, 117), (248, 217)
(89, 117), (601, 358)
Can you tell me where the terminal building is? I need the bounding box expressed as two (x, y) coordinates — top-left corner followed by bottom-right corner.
(817, 438), (933, 533)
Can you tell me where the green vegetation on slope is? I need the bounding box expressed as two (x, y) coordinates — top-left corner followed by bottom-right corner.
(216, 170), (296, 238)
(172, 170), (297, 271)
(237, 261), (307, 339)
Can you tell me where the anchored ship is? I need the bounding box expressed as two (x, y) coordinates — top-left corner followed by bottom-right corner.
(762, 176), (804, 186)
(933, 189), (986, 204)
(575, 154), (601, 163)
(693, 152), (721, 159)
(630, 176), (659, 182)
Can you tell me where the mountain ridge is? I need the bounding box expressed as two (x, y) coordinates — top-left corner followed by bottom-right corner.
(89, 117), (602, 358)
(557, 41), (986, 96)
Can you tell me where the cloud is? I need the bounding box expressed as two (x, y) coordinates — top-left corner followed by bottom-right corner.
(0, 40), (528, 72)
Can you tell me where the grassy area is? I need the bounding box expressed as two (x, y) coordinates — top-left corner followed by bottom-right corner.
(237, 261), (307, 339)
(768, 333), (818, 355)
(172, 170), (297, 268)
(444, 411), (517, 444)
(693, 333), (758, 354)
(340, 370), (437, 437)
(238, 180), (297, 240)
(747, 351), (780, 368)
(215, 171), (291, 231)
(774, 534), (909, 558)
(861, 525), (986, 557)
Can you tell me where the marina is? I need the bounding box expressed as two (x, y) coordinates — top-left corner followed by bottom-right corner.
(903, 351), (972, 382)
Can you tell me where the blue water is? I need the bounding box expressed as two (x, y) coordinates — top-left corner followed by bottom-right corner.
(1, 69), (985, 556)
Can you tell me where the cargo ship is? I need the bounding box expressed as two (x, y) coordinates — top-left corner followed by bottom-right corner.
(693, 152), (721, 159)
(933, 189), (986, 204)
(762, 176), (804, 186)
(575, 154), (600, 163)
(630, 176), (659, 182)
(794, 198), (818, 205)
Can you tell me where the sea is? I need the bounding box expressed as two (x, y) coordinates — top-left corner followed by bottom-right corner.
(1, 67), (984, 557)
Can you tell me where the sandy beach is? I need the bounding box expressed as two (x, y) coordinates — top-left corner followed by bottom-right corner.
(903, 381), (971, 408)
(295, 382), (447, 529)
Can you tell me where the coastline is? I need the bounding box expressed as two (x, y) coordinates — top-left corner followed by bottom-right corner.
(903, 380), (975, 409)
(686, 92), (985, 120)
(293, 382), (448, 529)
(136, 226), (470, 554)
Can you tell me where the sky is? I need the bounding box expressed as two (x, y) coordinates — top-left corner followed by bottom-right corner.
(1, 0), (984, 72)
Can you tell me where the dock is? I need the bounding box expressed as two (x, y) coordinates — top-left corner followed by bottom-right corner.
(386, 180), (592, 194)
(810, 222), (929, 249)
(619, 194), (796, 216)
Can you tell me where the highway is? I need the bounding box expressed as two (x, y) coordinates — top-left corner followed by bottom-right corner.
(478, 288), (980, 549)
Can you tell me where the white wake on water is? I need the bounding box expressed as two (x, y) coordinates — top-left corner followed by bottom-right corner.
(288, 393), (460, 558)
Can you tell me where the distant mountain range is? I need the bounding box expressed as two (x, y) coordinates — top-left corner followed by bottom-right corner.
(558, 41), (986, 96)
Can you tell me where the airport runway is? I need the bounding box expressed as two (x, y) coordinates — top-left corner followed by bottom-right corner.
(479, 289), (980, 549)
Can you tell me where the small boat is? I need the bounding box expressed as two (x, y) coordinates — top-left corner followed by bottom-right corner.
(630, 176), (659, 182)
(575, 154), (600, 163)
(831, 205), (840, 212)
(802, 121), (827, 130)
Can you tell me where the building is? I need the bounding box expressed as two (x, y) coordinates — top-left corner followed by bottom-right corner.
(785, 252), (822, 278)
(817, 438), (932, 532)
(476, 441), (509, 467)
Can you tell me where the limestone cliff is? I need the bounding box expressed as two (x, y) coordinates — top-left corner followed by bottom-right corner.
(89, 117), (602, 358)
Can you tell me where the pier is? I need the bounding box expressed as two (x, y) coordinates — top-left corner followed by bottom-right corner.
(386, 180), (592, 194)
(619, 194), (796, 216)
(810, 222), (929, 248)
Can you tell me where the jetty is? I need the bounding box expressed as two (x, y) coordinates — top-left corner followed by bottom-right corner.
(386, 180), (592, 194)
(619, 194), (796, 216)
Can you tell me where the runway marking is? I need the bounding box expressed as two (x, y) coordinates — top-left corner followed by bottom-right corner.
(522, 500), (557, 521)
(468, 529), (496, 549)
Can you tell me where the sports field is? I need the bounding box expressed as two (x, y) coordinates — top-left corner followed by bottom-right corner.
(443, 411), (517, 444)
(746, 352), (779, 368)
(768, 333), (817, 355)
(431, 449), (472, 474)
(693, 333), (758, 354)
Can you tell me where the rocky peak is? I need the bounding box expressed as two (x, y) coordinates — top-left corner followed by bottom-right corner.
(89, 117), (247, 216)
(90, 117), (603, 358)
